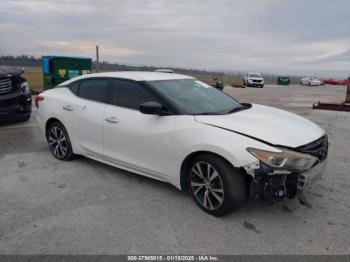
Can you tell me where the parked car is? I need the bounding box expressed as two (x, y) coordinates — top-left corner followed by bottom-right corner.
(0, 66), (32, 123)
(300, 77), (324, 86)
(36, 72), (328, 216)
(323, 78), (348, 86)
(243, 73), (264, 88)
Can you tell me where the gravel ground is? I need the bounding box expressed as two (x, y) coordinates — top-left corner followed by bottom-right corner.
(0, 84), (349, 254)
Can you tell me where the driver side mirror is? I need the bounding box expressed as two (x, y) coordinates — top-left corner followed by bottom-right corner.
(139, 101), (165, 115)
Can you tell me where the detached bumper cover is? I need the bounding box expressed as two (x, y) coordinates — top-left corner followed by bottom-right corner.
(296, 160), (326, 208)
(298, 160), (327, 189)
(0, 92), (32, 122)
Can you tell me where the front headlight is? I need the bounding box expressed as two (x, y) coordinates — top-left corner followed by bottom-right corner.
(20, 81), (30, 94)
(247, 147), (318, 173)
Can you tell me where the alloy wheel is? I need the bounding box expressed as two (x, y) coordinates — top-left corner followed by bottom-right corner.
(48, 126), (68, 159)
(190, 161), (224, 210)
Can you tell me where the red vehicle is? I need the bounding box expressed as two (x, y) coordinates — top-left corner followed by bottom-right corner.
(323, 78), (349, 85)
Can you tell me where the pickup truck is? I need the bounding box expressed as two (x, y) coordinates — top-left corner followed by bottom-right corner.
(0, 66), (32, 123)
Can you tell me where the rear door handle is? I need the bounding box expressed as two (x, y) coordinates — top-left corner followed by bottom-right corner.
(105, 116), (119, 123)
(63, 105), (74, 111)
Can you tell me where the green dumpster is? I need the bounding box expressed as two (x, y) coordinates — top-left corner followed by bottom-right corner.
(277, 76), (290, 85)
(42, 56), (92, 90)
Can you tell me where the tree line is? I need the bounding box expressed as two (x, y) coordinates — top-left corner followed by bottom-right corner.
(0, 55), (222, 76)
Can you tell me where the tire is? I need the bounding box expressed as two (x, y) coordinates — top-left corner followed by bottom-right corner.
(187, 154), (246, 216)
(46, 121), (74, 161)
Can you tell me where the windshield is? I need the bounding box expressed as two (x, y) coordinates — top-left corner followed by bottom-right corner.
(148, 79), (243, 115)
(248, 73), (261, 78)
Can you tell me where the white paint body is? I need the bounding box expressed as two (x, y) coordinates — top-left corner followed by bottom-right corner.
(36, 72), (325, 190)
(300, 77), (323, 86)
(243, 73), (264, 86)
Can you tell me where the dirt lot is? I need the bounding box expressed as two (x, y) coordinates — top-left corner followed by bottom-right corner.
(0, 84), (350, 254)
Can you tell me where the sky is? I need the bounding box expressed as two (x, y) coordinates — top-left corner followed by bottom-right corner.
(1, 0), (350, 77)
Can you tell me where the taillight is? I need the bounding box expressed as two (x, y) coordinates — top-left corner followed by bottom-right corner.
(35, 95), (44, 108)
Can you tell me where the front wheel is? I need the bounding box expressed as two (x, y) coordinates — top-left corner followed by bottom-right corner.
(187, 155), (246, 216)
(46, 121), (74, 161)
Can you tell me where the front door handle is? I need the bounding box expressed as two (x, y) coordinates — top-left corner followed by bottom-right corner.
(105, 116), (119, 124)
(63, 105), (74, 111)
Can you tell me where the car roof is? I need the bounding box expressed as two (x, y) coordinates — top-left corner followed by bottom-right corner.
(155, 69), (175, 73)
(59, 71), (194, 86)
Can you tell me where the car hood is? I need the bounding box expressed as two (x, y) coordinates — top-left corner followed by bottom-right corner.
(248, 77), (263, 81)
(0, 66), (24, 77)
(195, 104), (325, 148)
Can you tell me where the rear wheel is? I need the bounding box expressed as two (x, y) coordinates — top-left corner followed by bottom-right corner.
(187, 154), (246, 216)
(46, 121), (74, 161)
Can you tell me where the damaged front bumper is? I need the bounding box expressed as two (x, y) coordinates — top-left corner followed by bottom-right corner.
(0, 92), (32, 123)
(244, 159), (327, 207)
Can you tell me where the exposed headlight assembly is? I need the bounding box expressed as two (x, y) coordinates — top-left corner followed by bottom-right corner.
(21, 81), (30, 94)
(247, 147), (318, 173)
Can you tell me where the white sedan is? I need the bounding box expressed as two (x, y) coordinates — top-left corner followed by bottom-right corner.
(300, 77), (324, 86)
(36, 72), (328, 216)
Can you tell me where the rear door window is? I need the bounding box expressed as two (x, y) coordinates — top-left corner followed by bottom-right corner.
(78, 78), (108, 103)
(68, 80), (80, 95)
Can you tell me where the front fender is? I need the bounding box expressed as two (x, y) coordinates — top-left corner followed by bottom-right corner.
(170, 121), (280, 189)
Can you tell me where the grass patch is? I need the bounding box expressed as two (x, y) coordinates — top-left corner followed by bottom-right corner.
(21, 67), (243, 92)
(21, 67), (275, 92)
(22, 67), (43, 92)
(189, 74), (242, 87)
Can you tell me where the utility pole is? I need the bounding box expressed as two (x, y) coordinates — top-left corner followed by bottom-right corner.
(96, 45), (100, 73)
